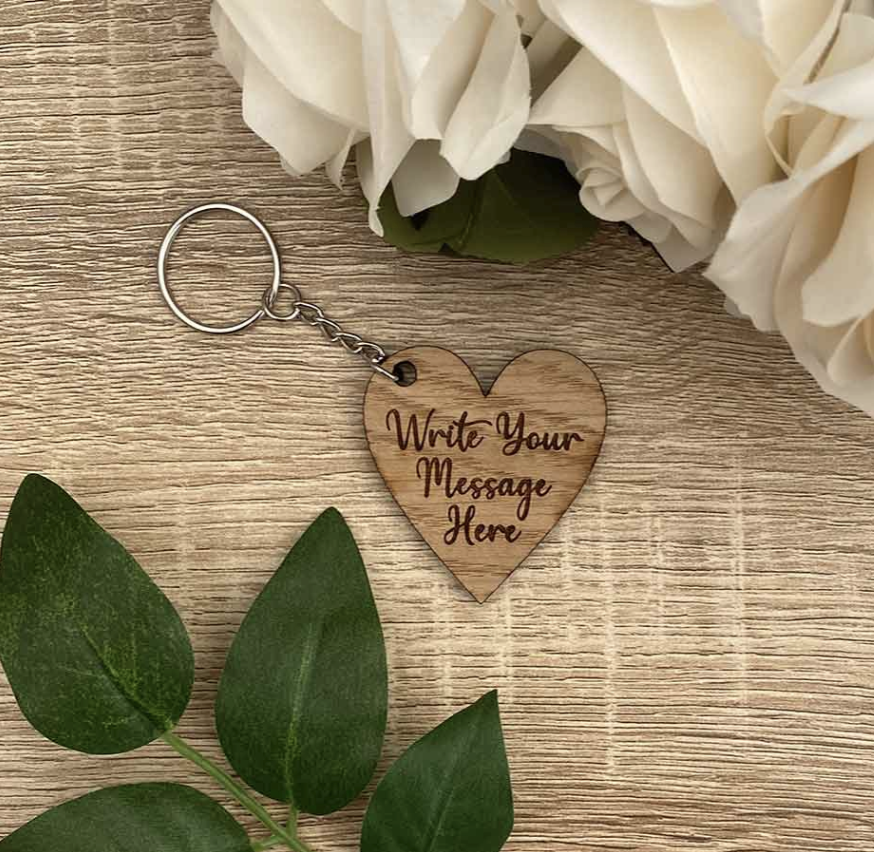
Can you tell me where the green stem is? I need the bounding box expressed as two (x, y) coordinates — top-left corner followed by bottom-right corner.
(287, 803), (300, 834)
(162, 732), (314, 852)
(252, 837), (285, 852)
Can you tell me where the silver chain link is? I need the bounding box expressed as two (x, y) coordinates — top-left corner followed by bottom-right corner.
(262, 283), (398, 382)
(158, 204), (400, 382)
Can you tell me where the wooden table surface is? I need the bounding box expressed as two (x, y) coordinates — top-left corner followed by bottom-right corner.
(2, 3), (874, 851)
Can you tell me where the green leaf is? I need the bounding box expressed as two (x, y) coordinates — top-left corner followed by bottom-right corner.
(379, 150), (598, 263)
(0, 474), (194, 754)
(0, 783), (250, 852)
(216, 508), (387, 815)
(361, 691), (514, 852)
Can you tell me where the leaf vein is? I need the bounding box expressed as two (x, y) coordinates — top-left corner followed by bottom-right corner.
(282, 620), (321, 803)
(78, 625), (168, 733)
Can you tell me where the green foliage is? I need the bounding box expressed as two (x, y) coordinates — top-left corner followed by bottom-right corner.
(0, 475), (514, 852)
(0, 784), (250, 852)
(216, 509), (388, 814)
(0, 474), (194, 754)
(379, 150), (598, 263)
(361, 691), (513, 852)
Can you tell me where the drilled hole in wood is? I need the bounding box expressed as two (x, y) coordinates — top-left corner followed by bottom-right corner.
(393, 361), (418, 387)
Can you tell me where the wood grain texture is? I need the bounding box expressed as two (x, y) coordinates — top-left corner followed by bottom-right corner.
(365, 347), (606, 602)
(1, 2), (874, 850)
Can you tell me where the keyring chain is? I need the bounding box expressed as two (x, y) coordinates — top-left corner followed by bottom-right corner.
(260, 282), (394, 380)
(158, 203), (398, 382)
(158, 202), (610, 603)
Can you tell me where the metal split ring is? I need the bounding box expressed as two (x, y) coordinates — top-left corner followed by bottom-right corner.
(157, 203), (281, 335)
(157, 202), (399, 381)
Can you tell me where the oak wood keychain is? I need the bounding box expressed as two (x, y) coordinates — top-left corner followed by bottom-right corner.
(158, 204), (607, 602)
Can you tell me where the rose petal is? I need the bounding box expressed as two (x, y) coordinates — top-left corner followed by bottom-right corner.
(361, 0), (415, 234)
(386, 0), (467, 85)
(403, 2), (492, 139)
(613, 119), (717, 262)
(321, 0), (364, 32)
(215, 0), (367, 127)
(802, 146), (874, 326)
(441, 7), (531, 179)
(758, 0), (842, 73)
(391, 140), (461, 216)
(786, 13), (874, 121)
(211, 3), (247, 85)
(653, 3), (778, 200)
(708, 116), (874, 329)
(212, 4), (354, 174)
(538, 0), (700, 139)
(764, 0), (846, 140)
(529, 48), (625, 128)
(622, 86), (723, 227)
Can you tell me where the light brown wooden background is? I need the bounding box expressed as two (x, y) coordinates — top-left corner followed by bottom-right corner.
(1, 3), (873, 850)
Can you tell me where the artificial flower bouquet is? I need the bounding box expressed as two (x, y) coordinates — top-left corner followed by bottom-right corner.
(211, 0), (874, 417)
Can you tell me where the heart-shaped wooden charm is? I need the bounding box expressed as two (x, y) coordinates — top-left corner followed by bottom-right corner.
(364, 347), (607, 602)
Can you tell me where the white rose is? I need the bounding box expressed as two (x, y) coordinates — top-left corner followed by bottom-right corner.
(211, 0), (537, 235)
(529, 0), (838, 271)
(707, 1), (874, 415)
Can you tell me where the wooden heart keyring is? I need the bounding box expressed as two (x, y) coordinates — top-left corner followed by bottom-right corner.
(364, 347), (607, 602)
